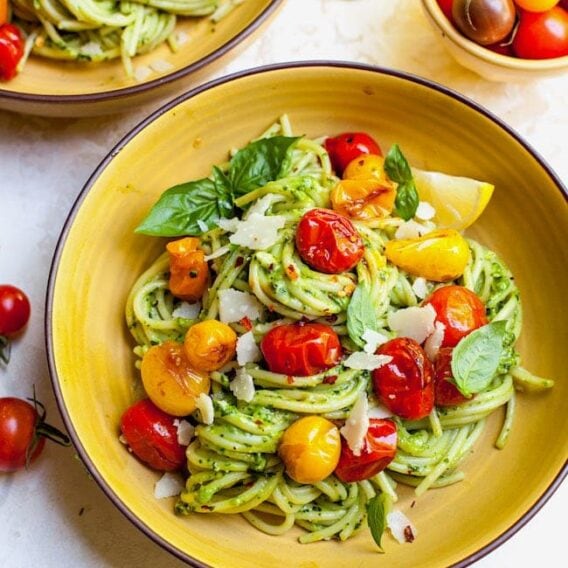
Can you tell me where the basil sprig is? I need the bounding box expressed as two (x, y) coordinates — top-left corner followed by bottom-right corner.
(366, 494), (388, 552)
(451, 320), (507, 397)
(383, 144), (419, 221)
(136, 136), (299, 236)
(346, 283), (379, 349)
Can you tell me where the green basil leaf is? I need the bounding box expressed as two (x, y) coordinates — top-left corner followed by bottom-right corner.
(451, 320), (508, 397)
(384, 143), (412, 184)
(135, 177), (231, 237)
(366, 494), (387, 553)
(229, 136), (299, 196)
(395, 179), (420, 221)
(347, 283), (378, 349)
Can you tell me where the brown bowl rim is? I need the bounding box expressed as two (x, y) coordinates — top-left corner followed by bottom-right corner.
(45, 60), (568, 568)
(0, 0), (282, 106)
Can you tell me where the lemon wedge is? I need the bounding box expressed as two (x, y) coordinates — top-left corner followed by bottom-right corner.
(412, 169), (494, 230)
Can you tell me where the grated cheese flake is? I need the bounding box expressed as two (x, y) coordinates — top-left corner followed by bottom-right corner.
(228, 212), (286, 250)
(415, 201), (436, 221)
(245, 193), (285, 217)
(388, 304), (436, 344)
(204, 245), (230, 262)
(344, 352), (393, 371)
(229, 367), (256, 402)
(173, 419), (195, 446)
(195, 393), (214, 425)
(340, 392), (369, 457)
(219, 217), (240, 232)
(411, 277), (429, 300)
(362, 329), (389, 354)
(218, 289), (263, 323)
(236, 331), (261, 365)
(387, 510), (417, 544)
(394, 220), (429, 240)
(154, 473), (184, 499)
(172, 301), (201, 320)
(150, 59), (174, 73)
(424, 321), (446, 361)
(134, 65), (152, 82)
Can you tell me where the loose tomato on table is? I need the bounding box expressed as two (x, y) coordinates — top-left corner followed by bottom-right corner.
(335, 418), (397, 482)
(423, 285), (488, 348)
(434, 347), (470, 406)
(0, 284), (31, 364)
(260, 322), (342, 377)
(296, 208), (364, 274)
(324, 132), (382, 176)
(0, 396), (70, 472)
(120, 399), (186, 471)
(513, 6), (568, 59)
(0, 23), (24, 81)
(372, 338), (434, 420)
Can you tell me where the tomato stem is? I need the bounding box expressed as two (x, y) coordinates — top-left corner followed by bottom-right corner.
(0, 335), (10, 365)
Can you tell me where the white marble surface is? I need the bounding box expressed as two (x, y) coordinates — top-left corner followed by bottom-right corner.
(0, 0), (566, 566)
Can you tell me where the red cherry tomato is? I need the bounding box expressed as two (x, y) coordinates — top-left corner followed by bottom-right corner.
(513, 7), (568, 59)
(260, 322), (342, 377)
(486, 41), (515, 56)
(324, 132), (382, 176)
(0, 396), (70, 472)
(423, 285), (488, 348)
(296, 208), (364, 274)
(120, 399), (186, 471)
(0, 284), (31, 336)
(434, 347), (470, 406)
(0, 24), (24, 81)
(372, 338), (434, 420)
(335, 418), (397, 482)
(437, 0), (455, 22)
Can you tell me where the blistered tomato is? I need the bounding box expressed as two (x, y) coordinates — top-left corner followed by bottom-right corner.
(335, 418), (397, 482)
(434, 347), (471, 407)
(331, 179), (396, 220)
(324, 132), (382, 176)
(184, 320), (237, 372)
(296, 208), (364, 274)
(141, 341), (210, 416)
(167, 237), (209, 302)
(278, 416), (341, 484)
(423, 285), (488, 348)
(0, 24), (24, 81)
(372, 338), (435, 420)
(385, 229), (470, 282)
(260, 322), (342, 377)
(342, 154), (389, 182)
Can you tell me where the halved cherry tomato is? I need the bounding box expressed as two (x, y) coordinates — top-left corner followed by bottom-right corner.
(335, 418), (397, 482)
(120, 399), (186, 471)
(278, 416), (340, 483)
(296, 208), (364, 274)
(423, 285), (488, 348)
(260, 322), (342, 377)
(434, 347), (471, 406)
(331, 179), (396, 220)
(141, 341), (210, 416)
(324, 132), (382, 176)
(0, 24), (24, 81)
(372, 338), (434, 420)
(166, 237), (209, 302)
(513, 6), (568, 59)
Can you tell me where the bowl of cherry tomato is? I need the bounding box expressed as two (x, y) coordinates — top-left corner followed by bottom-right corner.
(422, 0), (568, 81)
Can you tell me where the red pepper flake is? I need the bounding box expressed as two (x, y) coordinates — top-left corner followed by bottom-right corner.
(240, 316), (253, 331)
(236, 256), (244, 267)
(201, 505), (215, 511)
(285, 264), (299, 281)
(404, 525), (415, 543)
(323, 375), (338, 385)
(286, 376), (295, 385)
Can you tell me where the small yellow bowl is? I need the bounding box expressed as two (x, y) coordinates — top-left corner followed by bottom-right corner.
(0, 0), (281, 117)
(421, 0), (568, 81)
(47, 62), (568, 567)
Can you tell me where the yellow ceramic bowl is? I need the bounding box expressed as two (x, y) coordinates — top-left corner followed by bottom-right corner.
(47, 63), (568, 567)
(0, 0), (280, 117)
(421, 0), (568, 81)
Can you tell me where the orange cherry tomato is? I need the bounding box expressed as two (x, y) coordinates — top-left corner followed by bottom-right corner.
(166, 237), (209, 302)
(184, 320), (237, 372)
(260, 322), (342, 377)
(0, 24), (24, 81)
(324, 132), (382, 176)
(423, 285), (488, 348)
(372, 338), (435, 420)
(434, 347), (471, 407)
(331, 179), (396, 220)
(296, 208), (364, 274)
(335, 418), (397, 482)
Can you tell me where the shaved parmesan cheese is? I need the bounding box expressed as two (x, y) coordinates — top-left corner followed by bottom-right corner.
(228, 213), (286, 250)
(415, 201), (436, 221)
(245, 193), (284, 217)
(172, 301), (201, 320)
(340, 392), (369, 457)
(344, 352), (392, 371)
(218, 289), (262, 323)
(219, 217), (240, 232)
(424, 321), (446, 361)
(204, 245), (230, 262)
(154, 473), (184, 499)
(368, 401), (394, 419)
(173, 419), (195, 446)
(229, 367), (255, 402)
(150, 59), (174, 73)
(134, 66), (152, 82)
(236, 331), (261, 365)
(387, 510), (417, 544)
(195, 393), (214, 425)
(388, 304), (436, 344)
(394, 220), (429, 240)
(81, 42), (103, 57)
(362, 329), (389, 353)
(411, 277), (429, 300)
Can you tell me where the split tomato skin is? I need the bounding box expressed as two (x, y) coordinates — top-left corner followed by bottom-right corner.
(295, 208), (364, 274)
(434, 347), (470, 406)
(324, 132), (382, 176)
(120, 399), (187, 471)
(335, 418), (397, 482)
(261, 322), (342, 377)
(372, 338), (435, 420)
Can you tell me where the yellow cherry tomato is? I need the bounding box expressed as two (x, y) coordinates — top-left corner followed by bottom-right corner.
(331, 179), (396, 220)
(184, 320), (237, 372)
(141, 341), (210, 416)
(343, 154), (390, 183)
(167, 237), (209, 302)
(385, 229), (470, 282)
(278, 416), (341, 484)
(514, 1), (559, 12)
